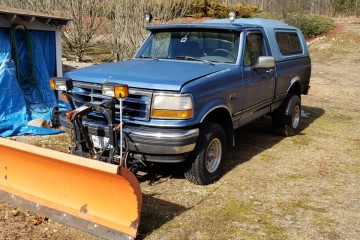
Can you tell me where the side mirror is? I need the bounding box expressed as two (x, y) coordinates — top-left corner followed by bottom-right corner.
(253, 56), (275, 69)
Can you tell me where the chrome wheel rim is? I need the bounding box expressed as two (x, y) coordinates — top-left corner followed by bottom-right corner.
(292, 105), (300, 128)
(205, 138), (222, 173)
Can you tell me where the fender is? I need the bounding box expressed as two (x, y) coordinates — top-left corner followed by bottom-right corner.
(287, 76), (301, 96)
(192, 97), (232, 124)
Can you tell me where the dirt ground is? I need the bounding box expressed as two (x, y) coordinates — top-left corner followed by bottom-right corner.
(1, 18), (360, 240)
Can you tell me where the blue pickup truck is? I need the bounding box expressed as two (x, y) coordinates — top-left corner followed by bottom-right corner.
(53, 17), (311, 185)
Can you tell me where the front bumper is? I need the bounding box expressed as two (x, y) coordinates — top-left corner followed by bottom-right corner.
(59, 113), (199, 163)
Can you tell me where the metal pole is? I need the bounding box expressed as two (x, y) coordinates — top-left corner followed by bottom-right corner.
(119, 98), (123, 164)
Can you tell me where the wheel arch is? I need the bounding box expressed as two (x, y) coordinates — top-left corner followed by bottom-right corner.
(200, 106), (234, 148)
(287, 77), (301, 99)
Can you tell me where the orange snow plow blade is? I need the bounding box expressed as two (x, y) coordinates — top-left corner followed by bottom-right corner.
(0, 137), (142, 239)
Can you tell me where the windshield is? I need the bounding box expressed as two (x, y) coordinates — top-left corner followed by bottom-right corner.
(135, 29), (241, 64)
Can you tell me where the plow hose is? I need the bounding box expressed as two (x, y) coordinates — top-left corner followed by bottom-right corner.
(0, 137), (142, 240)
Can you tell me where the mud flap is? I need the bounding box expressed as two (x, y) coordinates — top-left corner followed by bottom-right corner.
(0, 138), (142, 240)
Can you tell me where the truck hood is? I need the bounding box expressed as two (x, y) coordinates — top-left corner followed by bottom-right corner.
(64, 59), (225, 91)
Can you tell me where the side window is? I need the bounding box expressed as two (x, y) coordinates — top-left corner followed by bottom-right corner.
(244, 32), (265, 67)
(276, 32), (302, 55)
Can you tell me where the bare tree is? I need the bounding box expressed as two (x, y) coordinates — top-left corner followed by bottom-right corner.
(332, 0), (360, 16)
(219, 0), (336, 16)
(0, 0), (29, 9)
(103, 0), (147, 61)
(0, 0), (59, 14)
(58, 0), (104, 61)
(3, 0), (356, 63)
(0, 0), (104, 61)
(28, 0), (59, 14)
(104, 0), (192, 61)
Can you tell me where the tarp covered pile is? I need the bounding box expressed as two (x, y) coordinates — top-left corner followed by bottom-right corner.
(0, 27), (62, 137)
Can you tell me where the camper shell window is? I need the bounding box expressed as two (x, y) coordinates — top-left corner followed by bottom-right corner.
(275, 32), (302, 55)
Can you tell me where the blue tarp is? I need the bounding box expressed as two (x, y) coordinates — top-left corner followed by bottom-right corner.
(0, 27), (62, 137)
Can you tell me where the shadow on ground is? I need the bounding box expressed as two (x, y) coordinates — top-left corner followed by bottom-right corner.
(135, 105), (324, 239)
(137, 193), (189, 239)
(224, 105), (325, 173)
(138, 105), (325, 180)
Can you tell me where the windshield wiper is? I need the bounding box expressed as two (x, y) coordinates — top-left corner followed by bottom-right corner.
(174, 56), (214, 65)
(137, 55), (159, 61)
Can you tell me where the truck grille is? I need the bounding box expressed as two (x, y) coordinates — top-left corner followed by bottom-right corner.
(71, 82), (153, 121)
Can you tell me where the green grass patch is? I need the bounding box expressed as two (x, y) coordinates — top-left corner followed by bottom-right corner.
(282, 174), (305, 181)
(158, 200), (287, 239)
(222, 201), (287, 239)
(259, 153), (275, 163)
(291, 135), (311, 146)
(279, 199), (327, 215)
(312, 212), (340, 239)
(224, 201), (254, 220)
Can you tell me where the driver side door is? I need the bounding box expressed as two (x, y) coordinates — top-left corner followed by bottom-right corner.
(239, 30), (275, 125)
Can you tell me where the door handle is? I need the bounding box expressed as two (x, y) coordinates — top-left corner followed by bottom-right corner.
(266, 69), (274, 74)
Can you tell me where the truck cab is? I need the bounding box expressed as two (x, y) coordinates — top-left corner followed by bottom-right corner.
(54, 18), (311, 185)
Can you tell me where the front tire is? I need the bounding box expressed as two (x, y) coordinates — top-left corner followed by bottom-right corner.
(184, 122), (226, 185)
(272, 94), (301, 136)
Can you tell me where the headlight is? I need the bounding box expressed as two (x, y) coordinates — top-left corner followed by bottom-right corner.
(102, 83), (129, 98)
(49, 77), (73, 91)
(152, 93), (193, 119)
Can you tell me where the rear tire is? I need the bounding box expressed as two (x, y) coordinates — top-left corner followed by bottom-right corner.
(184, 122), (226, 185)
(272, 94), (301, 136)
